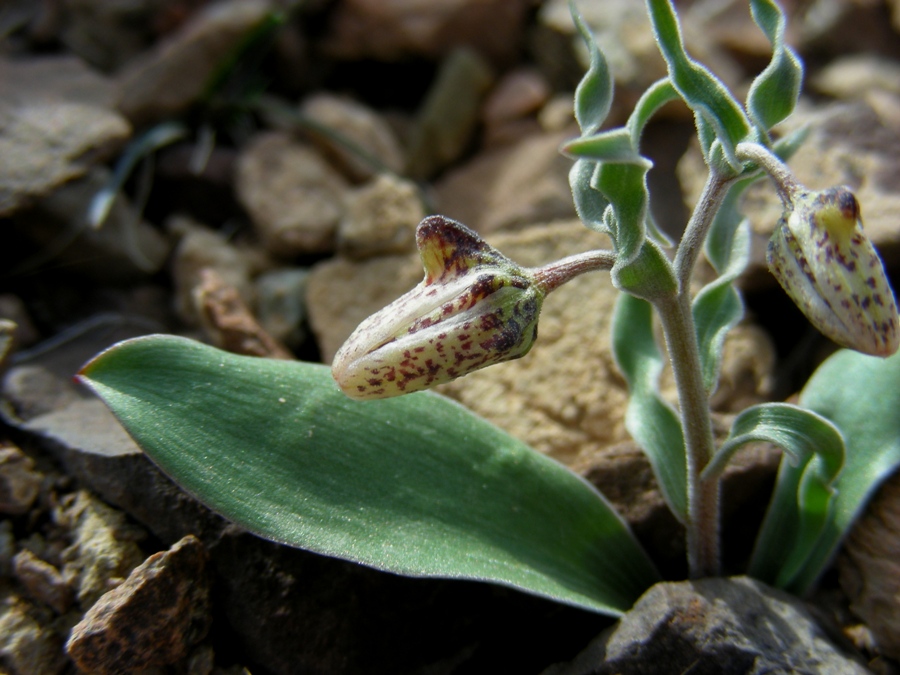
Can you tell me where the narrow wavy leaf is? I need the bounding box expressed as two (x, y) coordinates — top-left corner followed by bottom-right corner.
(569, 159), (611, 236)
(746, 0), (803, 134)
(612, 294), (687, 522)
(571, 0), (613, 135)
(78, 335), (660, 615)
(645, 0), (751, 168)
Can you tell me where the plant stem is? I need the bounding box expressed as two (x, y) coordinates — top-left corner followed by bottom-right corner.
(531, 249), (616, 294)
(735, 141), (800, 206)
(658, 169), (736, 578)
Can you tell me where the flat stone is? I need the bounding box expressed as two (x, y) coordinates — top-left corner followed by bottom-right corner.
(544, 577), (871, 675)
(839, 470), (900, 660)
(0, 56), (129, 217)
(116, 0), (276, 127)
(66, 535), (211, 675)
(235, 131), (348, 257)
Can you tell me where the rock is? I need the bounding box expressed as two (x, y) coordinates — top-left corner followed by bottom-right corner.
(255, 268), (311, 351)
(338, 173), (425, 259)
(323, 0), (532, 67)
(193, 268), (293, 359)
(0, 445), (43, 516)
(839, 470), (900, 660)
(12, 549), (72, 615)
(235, 131), (348, 257)
(56, 0), (158, 71)
(543, 577), (871, 675)
(11, 167), (171, 284)
(0, 55), (130, 217)
(66, 535), (211, 675)
(60, 491), (146, 611)
(433, 132), (577, 233)
(0, 295), (40, 350)
(299, 93), (405, 182)
(481, 67), (552, 147)
(0, 521), (14, 578)
(812, 55), (900, 102)
(406, 48), (494, 180)
(169, 215), (270, 326)
(0, 587), (67, 675)
(116, 0), (276, 127)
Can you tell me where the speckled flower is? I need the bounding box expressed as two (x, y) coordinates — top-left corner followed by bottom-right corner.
(767, 186), (899, 357)
(332, 216), (546, 400)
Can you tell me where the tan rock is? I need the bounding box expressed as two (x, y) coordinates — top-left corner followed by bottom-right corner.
(116, 0), (276, 126)
(338, 174), (425, 259)
(433, 131), (576, 233)
(323, 0), (532, 66)
(235, 131), (348, 257)
(300, 93), (405, 182)
(0, 56), (130, 217)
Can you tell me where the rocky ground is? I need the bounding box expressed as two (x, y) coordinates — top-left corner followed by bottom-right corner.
(1, 0), (900, 673)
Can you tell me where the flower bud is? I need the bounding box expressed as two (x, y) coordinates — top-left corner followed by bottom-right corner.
(332, 215), (545, 399)
(767, 186), (899, 356)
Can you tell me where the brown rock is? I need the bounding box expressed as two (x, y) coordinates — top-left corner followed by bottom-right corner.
(60, 491), (146, 611)
(0, 587), (67, 675)
(300, 93), (405, 182)
(116, 0), (276, 126)
(338, 174), (425, 259)
(193, 268), (293, 359)
(433, 132), (576, 233)
(0, 56), (130, 217)
(0, 444), (43, 516)
(323, 0), (532, 67)
(66, 535), (211, 675)
(12, 549), (72, 615)
(235, 132), (348, 256)
(839, 470), (900, 660)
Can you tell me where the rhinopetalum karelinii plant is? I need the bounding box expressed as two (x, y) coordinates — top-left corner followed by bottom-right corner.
(79, 0), (900, 619)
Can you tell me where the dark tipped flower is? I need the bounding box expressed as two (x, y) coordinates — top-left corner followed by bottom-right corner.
(767, 186), (899, 357)
(332, 216), (546, 400)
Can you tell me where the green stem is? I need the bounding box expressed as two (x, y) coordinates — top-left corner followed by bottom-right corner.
(658, 168), (736, 577)
(735, 141), (800, 206)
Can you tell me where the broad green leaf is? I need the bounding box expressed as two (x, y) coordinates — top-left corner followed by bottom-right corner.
(746, 0), (803, 134)
(79, 335), (659, 615)
(750, 348), (900, 594)
(571, 0), (613, 135)
(645, 0), (751, 168)
(611, 294), (687, 522)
